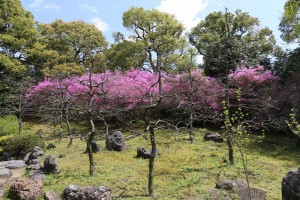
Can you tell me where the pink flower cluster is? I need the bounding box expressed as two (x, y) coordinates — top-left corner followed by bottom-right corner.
(229, 65), (277, 86)
(27, 67), (277, 114)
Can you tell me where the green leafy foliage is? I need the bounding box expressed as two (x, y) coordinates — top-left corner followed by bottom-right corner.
(122, 7), (188, 72)
(0, 115), (20, 136)
(286, 109), (300, 136)
(279, 0), (300, 43)
(189, 9), (276, 77)
(3, 133), (45, 155)
(38, 19), (108, 77)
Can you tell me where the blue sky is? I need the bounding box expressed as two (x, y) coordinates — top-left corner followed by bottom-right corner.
(20, 0), (288, 48)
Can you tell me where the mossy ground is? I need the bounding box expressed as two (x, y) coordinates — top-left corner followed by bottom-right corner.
(1, 118), (299, 199)
(17, 126), (298, 200)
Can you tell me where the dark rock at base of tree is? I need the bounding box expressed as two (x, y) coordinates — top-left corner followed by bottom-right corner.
(44, 155), (59, 174)
(62, 184), (112, 200)
(106, 131), (126, 151)
(282, 168), (300, 200)
(91, 142), (100, 153)
(46, 143), (56, 149)
(9, 178), (43, 200)
(204, 132), (224, 143)
(216, 179), (247, 190)
(136, 147), (159, 159)
(45, 191), (62, 200)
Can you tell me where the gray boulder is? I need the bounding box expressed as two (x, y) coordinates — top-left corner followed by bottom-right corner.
(5, 160), (26, 169)
(44, 155), (59, 174)
(282, 168), (300, 200)
(62, 185), (112, 200)
(29, 146), (44, 159)
(106, 131), (126, 151)
(24, 146), (44, 166)
(204, 132), (224, 143)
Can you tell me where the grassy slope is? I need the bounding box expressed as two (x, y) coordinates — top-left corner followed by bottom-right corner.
(33, 127), (300, 200)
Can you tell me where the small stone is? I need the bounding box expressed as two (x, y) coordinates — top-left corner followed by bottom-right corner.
(27, 159), (40, 165)
(0, 168), (12, 178)
(29, 172), (47, 183)
(204, 132), (223, 143)
(44, 191), (62, 200)
(46, 143), (56, 149)
(136, 147), (159, 159)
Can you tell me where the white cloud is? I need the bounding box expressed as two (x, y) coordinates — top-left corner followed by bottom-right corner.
(44, 3), (62, 11)
(30, 0), (62, 11)
(157, 0), (208, 30)
(79, 4), (98, 14)
(91, 18), (110, 32)
(30, 0), (43, 8)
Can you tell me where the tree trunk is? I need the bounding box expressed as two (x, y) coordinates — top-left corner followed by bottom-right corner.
(17, 115), (22, 134)
(189, 113), (194, 143)
(148, 125), (156, 196)
(59, 114), (63, 142)
(87, 130), (96, 176)
(227, 137), (234, 164)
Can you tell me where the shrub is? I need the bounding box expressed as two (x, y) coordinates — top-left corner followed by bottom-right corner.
(0, 115), (19, 136)
(3, 134), (45, 156)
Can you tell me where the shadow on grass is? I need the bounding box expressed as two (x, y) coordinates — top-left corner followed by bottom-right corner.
(246, 134), (300, 165)
(113, 194), (149, 199)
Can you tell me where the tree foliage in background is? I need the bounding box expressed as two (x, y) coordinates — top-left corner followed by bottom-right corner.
(122, 7), (188, 72)
(279, 0), (300, 43)
(105, 32), (147, 71)
(38, 19), (108, 77)
(189, 9), (276, 77)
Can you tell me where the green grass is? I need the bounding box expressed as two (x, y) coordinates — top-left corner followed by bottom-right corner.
(19, 127), (298, 200)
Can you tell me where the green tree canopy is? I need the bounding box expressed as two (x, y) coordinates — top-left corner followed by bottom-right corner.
(189, 9), (276, 77)
(0, 0), (39, 75)
(122, 7), (187, 72)
(279, 0), (300, 43)
(38, 19), (108, 77)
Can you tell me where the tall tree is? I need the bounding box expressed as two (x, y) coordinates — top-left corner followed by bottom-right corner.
(279, 0), (300, 43)
(189, 9), (276, 77)
(122, 7), (187, 72)
(0, 0), (40, 127)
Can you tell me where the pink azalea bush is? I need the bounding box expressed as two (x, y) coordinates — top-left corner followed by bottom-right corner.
(26, 66), (277, 124)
